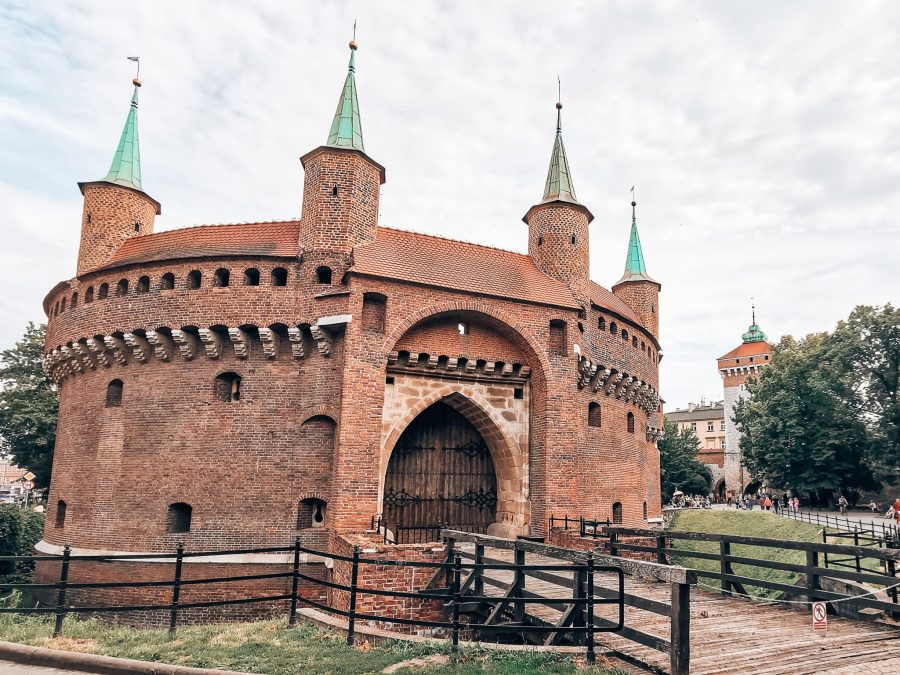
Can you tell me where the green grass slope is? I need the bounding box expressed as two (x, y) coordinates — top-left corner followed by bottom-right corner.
(667, 510), (825, 598)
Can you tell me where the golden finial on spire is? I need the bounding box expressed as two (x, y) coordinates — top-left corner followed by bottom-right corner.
(127, 56), (141, 87)
(349, 19), (358, 50)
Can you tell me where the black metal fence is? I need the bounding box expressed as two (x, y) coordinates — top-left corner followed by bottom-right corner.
(0, 539), (623, 665)
(547, 514), (611, 539)
(369, 515), (487, 545)
(778, 508), (900, 544)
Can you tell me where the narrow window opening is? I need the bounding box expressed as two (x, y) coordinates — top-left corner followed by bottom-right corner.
(627, 412), (635, 434)
(612, 502), (623, 524)
(187, 270), (202, 289)
(298, 498), (327, 529)
(621, 329), (629, 341)
(137, 276), (150, 293)
(213, 372), (241, 402)
(85, 287), (94, 303)
(315, 267), (332, 284)
(598, 317), (606, 331)
(514, 387), (524, 400)
(457, 322), (469, 336)
(98, 283), (109, 299)
(537, 235), (543, 246)
(332, 185), (339, 196)
(117, 279), (129, 296)
(272, 267), (288, 286)
(609, 322), (618, 335)
(588, 402), (602, 428)
(134, 221), (141, 232)
(86, 213), (91, 225)
(55, 500), (67, 528)
(167, 503), (192, 533)
(570, 234), (576, 245)
(244, 268), (260, 286)
(106, 379), (123, 407)
(386, 376), (395, 385)
(632, 336), (638, 348)
(643, 502), (648, 520)
(161, 273), (175, 290)
(60, 298), (66, 312)
(71, 292), (78, 308)
(214, 268), (230, 288)
(549, 320), (566, 356)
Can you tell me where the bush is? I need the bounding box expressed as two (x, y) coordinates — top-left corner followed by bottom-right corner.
(0, 505), (44, 584)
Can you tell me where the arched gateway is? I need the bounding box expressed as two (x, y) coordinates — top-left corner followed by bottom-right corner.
(383, 401), (498, 531)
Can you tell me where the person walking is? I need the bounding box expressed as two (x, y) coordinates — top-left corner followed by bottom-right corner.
(893, 498), (900, 525)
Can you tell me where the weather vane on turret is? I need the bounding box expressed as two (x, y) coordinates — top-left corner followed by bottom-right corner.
(127, 56), (141, 87)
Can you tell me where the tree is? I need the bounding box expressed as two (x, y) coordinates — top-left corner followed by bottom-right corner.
(734, 334), (875, 503)
(0, 323), (57, 487)
(658, 419), (712, 500)
(828, 304), (900, 480)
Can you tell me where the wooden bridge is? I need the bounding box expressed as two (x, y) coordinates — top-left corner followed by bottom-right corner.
(436, 530), (900, 675)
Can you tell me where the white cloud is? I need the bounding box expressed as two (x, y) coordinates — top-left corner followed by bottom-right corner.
(1, 0), (898, 407)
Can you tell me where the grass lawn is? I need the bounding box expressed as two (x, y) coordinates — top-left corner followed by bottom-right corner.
(667, 509), (825, 599)
(0, 612), (626, 674)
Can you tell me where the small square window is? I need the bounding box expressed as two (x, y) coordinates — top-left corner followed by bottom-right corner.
(513, 387), (524, 400)
(457, 322), (468, 336)
(386, 376), (395, 385)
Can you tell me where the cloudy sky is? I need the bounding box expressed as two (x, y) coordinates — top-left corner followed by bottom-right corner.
(2, 1), (898, 408)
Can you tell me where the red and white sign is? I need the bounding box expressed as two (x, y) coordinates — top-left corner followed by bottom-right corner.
(22, 481), (35, 491)
(813, 602), (827, 631)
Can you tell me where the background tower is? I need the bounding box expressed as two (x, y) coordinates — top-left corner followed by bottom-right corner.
(76, 78), (160, 276)
(298, 38), (385, 276)
(717, 307), (773, 494)
(524, 101), (593, 306)
(611, 200), (660, 339)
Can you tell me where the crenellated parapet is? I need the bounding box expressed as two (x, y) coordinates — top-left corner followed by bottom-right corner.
(575, 355), (659, 416)
(387, 350), (531, 383)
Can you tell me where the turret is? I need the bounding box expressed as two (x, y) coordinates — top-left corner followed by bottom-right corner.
(298, 38), (385, 267)
(76, 76), (161, 276)
(612, 200), (660, 338)
(524, 101), (593, 305)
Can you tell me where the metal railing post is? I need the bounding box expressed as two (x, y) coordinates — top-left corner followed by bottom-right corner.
(585, 551), (595, 665)
(52, 545), (71, 638)
(346, 545), (360, 646)
(609, 530), (619, 557)
(657, 534), (667, 565)
(887, 559), (899, 619)
(564, 514), (569, 530)
(451, 554), (462, 657)
(288, 536), (301, 627)
(445, 536), (455, 588)
(474, 543), (484, 598)
(513, 543), (525, 623)
(168, 542), (184, 637)
(822, 531), (829, 569)
(853, 531), (861, 573)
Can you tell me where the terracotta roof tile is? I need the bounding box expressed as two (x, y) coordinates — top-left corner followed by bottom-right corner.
(103, 220), (301, 268)
(352, 227), (579, 309)
(717, 341), (774, 361)
(589, 281), (640, 324)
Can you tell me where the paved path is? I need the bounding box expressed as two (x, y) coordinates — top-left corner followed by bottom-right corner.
(471, 547), (900, 675)
(0, 663), (80, 675)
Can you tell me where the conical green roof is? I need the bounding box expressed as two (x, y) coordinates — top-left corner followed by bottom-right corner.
(102, 85), (143, 191)
(542, 106), (577, 203)
(616, 201), (657, 285)
(326, 46), (365, 152)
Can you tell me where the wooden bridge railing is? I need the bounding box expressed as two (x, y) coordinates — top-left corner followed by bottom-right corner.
(605, 527), (900, 618)
(441, 529), (695, 675)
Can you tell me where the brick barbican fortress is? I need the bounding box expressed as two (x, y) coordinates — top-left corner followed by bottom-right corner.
(37, 41), (664, 617)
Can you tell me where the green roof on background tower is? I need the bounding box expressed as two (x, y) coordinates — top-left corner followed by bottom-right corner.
(326, 40), (365, 152)
(101, 83), (143, 191)
(542, 102), (578, 203)
(616, 200), (658, 285)
(742, 304), (767, 343)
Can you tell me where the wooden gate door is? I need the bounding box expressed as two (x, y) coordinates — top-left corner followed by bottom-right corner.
(383, 402), (497, 531)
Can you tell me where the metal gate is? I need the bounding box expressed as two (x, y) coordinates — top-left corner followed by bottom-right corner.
(383, 402), (497, 532)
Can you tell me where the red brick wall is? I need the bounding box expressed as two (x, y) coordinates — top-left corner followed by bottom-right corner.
(329, 533), (446, 632)
(77, 184), (158, 276)
(526, 203), (591, 304)
(611, 280), (660, 340)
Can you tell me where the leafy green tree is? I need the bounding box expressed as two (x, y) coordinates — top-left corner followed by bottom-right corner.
(734, 334), (875, 502)
(659, 419), (712, 500)
(828, 304), (900, 480)
(0, 323), (57, 487)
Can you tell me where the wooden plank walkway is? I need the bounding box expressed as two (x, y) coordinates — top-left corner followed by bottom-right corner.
(471, 547), (900, 674)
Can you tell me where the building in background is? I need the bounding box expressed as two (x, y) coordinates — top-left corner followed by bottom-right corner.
(717, 311), (773, 494)
(0, 459), (26, 489)
(666, 399), (726, 497)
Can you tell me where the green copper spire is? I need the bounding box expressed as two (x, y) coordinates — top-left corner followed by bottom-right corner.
(102, 82), (143, 191)
(326, 39), (365, 152)
(742, 303), (767, 343)
(542, 101), (578, 203)
(616, 199), (658, 285)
